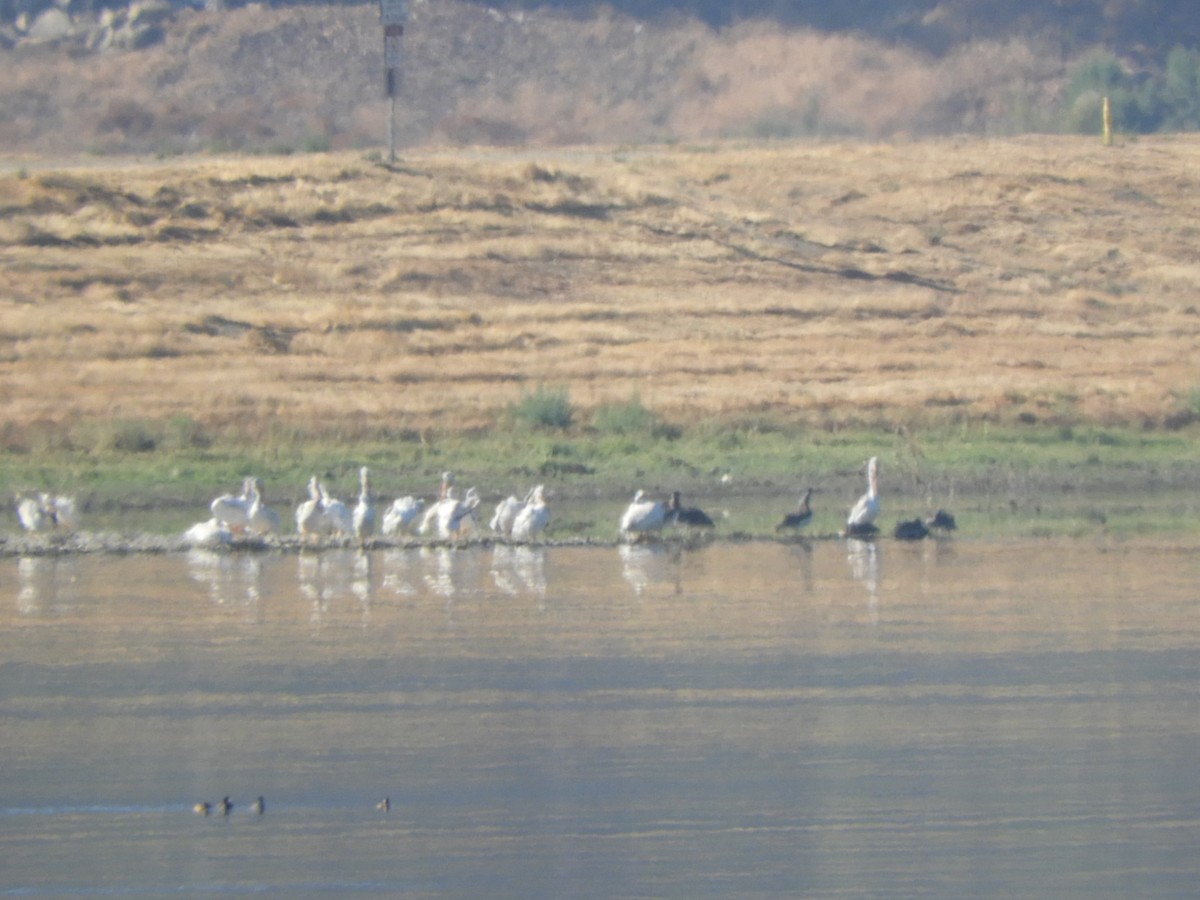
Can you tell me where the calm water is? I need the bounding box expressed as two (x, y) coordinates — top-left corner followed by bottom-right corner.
(1, 538), (1198, 898)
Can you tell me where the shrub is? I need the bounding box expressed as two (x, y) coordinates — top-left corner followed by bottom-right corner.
(592, 394), (656, 434)
(511, 384), (574, 430)
(108, 420), (158, 453)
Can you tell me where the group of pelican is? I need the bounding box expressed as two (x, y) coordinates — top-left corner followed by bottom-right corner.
(60, 455), (949, 549)
(618, 456), (953, 542)
(836, 455), (955, 540)
(187, 469), (551, 547)
(13, 491), (80, 534)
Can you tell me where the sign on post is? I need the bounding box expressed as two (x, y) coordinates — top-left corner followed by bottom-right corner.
(379, 0), (408, 163)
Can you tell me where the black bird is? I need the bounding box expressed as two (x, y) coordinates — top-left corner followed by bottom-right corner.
(219, 796), (232, 816)
(893, 518), (930, 541)
(925, 509), (957, 531)
(776, 488), (814, 531)
(665, 491), (715, 528)
(251, 796), (265, 815)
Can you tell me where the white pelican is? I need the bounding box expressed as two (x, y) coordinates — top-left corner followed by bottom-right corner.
(246, 477), (281, 536)
(619, 489), (667, 541)
(511, 485), (549, 541)
(16, 492), (80, 533)
(418, 471), (460, 536)
(440, 486), (480, 539)
(777, 488), (814, 532)
(49, 495), (80, 532)
(353, 466), (377, 541)
(381, 496), (425, 535)
(210, 478), (253, 533)
(489, 489), (530, 536)
(320, 481), (353, 538)
(664, 490), (715, 528)
(295, 476), (324, 539)
(438, 471), (455, 501)
(15, 492), (53, 532)
(846, 457), (880, 535)
(419, 472), (476, 539)
(183, 517), (233, 548)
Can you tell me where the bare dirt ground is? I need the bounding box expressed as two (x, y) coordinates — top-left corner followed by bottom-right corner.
(2, 135), (1200, 447)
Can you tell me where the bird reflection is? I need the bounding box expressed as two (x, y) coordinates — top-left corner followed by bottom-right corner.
(845, 537), (880, 623)
(352, 551), (374, 626)
(421, 546), (458, 597)
(787, 539), (815, 592)
(618, 543), (682, 596)
(16, 555), (77, 615)
(299, 549), (364, 623)
(490, 545), (547, 596)
(186, 549), (262, 613)
(380, 548), (420, 597)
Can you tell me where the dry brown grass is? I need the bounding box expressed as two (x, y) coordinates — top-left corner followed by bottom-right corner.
(2, 135), (1200, 442)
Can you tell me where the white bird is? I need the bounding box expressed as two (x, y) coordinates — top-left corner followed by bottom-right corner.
(15, 492), (53, 532)
(846, 457), (881, 535)
(444, 487), (481, 538)
(511, 485), (549, 541)
(619, 489), (667, 541)
(419, 472), (469, 538)
(320, 481), (353, 538)
(15, 492), (79, 533)
(489, 487), (534, 536)
(381, 496), (425, 535)
(183, 517), (233, 548)
(296, 476), (325, 540)
(210, 478), (253, 533)
(49, 495), (80, 532)
(246, 477), (281, 536)
(353, 466), (377, 541)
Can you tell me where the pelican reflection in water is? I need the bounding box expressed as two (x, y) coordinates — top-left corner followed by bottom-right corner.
(186, 549), (264, 613)
(618, 542), (682, 596)
(846, 537), (880, 624)
(16, 555), (78, 616)
(490, 544), (547, 596)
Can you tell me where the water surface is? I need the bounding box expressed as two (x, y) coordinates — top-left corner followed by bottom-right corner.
(2, 538), (1198, 897)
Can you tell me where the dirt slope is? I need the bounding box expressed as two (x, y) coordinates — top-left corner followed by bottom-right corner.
(2, 135), (1199, 446)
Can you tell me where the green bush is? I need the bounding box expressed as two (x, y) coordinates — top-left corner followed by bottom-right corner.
(511, 384), (574, 430)
(592, 395), (656, 434)
(1063, 46), (1200, 134)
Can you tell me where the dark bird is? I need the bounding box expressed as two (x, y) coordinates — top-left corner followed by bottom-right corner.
(376, 797), (391, 813)
(893, 518), (930, 541)
(219, 796), (232, 816)
(665, 491), (715, 528)
(776, 488), (814, 531)
(925, 509), (957, 531)
(251, 796), (265, 815)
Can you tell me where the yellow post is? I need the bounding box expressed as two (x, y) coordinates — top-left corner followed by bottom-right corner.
(1102, 96), (1113, 146)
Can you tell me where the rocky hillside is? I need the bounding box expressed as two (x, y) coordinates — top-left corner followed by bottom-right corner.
(0, 0), (1171, 155)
